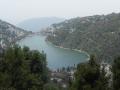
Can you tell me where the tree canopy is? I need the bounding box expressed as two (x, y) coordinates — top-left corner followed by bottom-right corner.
(0, 45), (48, 90)
(71, 55), (109, 90)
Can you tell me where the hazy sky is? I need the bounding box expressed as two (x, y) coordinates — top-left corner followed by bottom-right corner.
(0, 0), (120, 24)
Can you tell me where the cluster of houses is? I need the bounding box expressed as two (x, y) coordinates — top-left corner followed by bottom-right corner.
(49, 67), (76, 89)
(49, 63), (112, 89)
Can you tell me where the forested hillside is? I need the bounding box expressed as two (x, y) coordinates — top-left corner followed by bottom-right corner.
(0, 19), (31, 49)
(47, 13), (120, 63)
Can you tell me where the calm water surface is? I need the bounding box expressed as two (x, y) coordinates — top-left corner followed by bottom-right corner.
(19, 35), (88, 70)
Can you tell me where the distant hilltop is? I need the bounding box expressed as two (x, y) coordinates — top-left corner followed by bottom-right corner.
(17, 17), (65, 32)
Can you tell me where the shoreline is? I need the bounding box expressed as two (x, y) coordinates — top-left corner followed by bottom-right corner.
(18, 34), (90, 61)
(16, 33), (35, 43)
(46, 40), (90, 61)
(10, 34), (28, 46)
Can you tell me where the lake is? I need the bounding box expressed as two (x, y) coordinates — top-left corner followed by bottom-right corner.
(19, 35), (89, 70)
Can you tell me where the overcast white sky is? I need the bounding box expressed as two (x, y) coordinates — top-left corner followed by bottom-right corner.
(0, 0), (120, 24)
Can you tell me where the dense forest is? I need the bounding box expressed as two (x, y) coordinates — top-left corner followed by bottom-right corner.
(47, 13), (120, 63)
(0, 45), (48, 90)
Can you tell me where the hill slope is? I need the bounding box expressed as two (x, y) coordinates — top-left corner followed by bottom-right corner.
(17, 17), (64, 32)
(0, 19), (30, 49)
(47, 13), (120, 63)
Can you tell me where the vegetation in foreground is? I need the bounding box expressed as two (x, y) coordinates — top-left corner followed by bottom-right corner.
(70, 55), (120, 90)
(70, 55), (110, 90)
(0, 45), (48, 90)
(0, 45), (120, 90)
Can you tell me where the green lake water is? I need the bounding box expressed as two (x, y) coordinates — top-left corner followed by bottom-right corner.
(19, 35), (88, 70)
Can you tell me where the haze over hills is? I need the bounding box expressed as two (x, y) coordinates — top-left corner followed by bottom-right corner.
(47, 13), (120, 63)
(17, 17), (65, 32)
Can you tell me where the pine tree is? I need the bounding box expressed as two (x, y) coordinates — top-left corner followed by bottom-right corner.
(71, 55), (109, 90)
(0, 45), (48, 90)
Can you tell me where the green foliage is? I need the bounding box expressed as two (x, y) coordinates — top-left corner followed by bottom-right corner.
(112, 57), (120, 90)
(43, 83), (59, 90)
(71, 55), (109, 90)
(0, 45), (48, 90)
